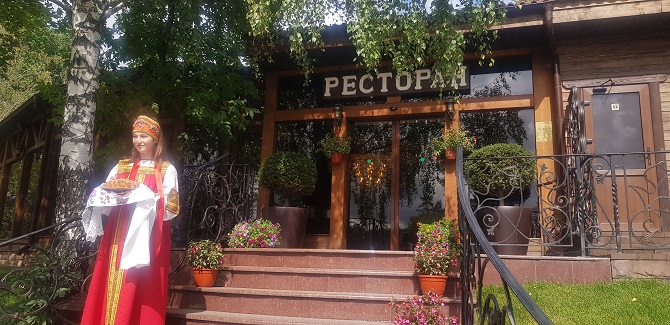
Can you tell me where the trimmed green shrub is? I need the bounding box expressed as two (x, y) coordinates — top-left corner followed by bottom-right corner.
(464, 143), (536, 199)
(258, 151), (317, 205)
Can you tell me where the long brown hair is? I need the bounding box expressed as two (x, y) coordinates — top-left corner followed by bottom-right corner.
(131, 122), (166, 167)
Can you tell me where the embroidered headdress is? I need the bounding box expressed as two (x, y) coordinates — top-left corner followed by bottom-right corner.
(133, 115), (160, 140)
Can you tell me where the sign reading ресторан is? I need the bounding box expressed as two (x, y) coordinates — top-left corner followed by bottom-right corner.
(323, 66), (469, 99)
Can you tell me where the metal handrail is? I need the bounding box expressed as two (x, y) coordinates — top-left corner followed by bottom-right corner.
(456, 147), (553, 324)
(0, 216), (81, 248)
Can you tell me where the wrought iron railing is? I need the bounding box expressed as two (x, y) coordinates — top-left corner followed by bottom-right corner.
(0, 216), (92, 325)
(461, 148), (670, 256)
(457, 147), (553, 325)
(172, 156), (258, 247)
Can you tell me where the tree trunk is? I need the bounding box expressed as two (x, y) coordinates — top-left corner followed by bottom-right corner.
(54, 0), (103, 222)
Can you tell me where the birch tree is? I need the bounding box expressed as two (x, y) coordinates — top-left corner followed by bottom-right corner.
(46, 0), (125, 221)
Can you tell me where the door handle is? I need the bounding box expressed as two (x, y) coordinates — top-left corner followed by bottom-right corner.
(647, 147), (652, 165)
(586, 138), (593, 145)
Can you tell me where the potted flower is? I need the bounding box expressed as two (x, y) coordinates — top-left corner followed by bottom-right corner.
(187, 239), (225, 287)
(319, 134), (351, 165)
(228, 219), (282, 248)
(390, 291), (459, 325)
(464, 143), (536, 255)
(257, 151), (317, 248)
(432, 126), (476, 159)
(414, 218), (460, 296)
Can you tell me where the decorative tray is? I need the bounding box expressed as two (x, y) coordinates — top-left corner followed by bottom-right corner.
(102, 179), (140, 192)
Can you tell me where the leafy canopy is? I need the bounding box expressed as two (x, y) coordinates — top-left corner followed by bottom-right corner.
(246, 0), (509, 81)
(94, 0), (260, 166)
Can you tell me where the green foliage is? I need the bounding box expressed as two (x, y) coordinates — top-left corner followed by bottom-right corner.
(96, 0), (260, 164)
(187, 240), (226, 269)
(414, 218), (460, 276)
(318, 134), (351, 158)
(257, 151), (317, 205)
(0, 252), (82, 325)
(431, 126), (476, 156)
(483, 280), (670, 325)
(464, 143), (535, 198)
(246, 0), (508, 84)
(461, 110), (528, 148)
(227, 219), (281, 248)
(0, 13), (70, 119)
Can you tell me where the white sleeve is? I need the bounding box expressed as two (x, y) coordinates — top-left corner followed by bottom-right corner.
(162, 164), (180, 220)
(106, 164), (119, 181)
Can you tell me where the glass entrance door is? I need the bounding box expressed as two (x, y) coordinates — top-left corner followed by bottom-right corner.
(347, 119), (445, 250)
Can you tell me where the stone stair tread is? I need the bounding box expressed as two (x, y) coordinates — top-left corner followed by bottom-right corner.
(225, 248), (413, 256)
(166, 308), (393, 324)
(224, 265), (416, 276)
(169, 285), (459, 303)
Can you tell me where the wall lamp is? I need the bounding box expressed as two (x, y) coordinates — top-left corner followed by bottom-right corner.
(593, 78), (614, 95)
(333, 103), (343, 126)
(445, 97), (455, 119)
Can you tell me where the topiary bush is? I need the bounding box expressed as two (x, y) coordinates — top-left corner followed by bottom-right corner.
(257, 151), (317, 205)
(464, 143), (536, 201)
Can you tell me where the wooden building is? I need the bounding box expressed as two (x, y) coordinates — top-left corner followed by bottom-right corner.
(0, 95), (59, 255)
(256, 0), (670, 250)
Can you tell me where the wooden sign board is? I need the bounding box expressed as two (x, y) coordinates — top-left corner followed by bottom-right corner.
(322, 66), (469, 99)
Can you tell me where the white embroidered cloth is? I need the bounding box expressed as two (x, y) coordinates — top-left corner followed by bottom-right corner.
(81, 184), (159, 269)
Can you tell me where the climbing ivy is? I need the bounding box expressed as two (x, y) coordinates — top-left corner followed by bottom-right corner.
(246, 0), (511, 83)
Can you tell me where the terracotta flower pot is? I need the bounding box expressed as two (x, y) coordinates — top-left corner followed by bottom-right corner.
(444, 149), (456, 160)
(193, 268), (218, 287)
(331, 152), (344, 165)
(418, 274), (448, 296)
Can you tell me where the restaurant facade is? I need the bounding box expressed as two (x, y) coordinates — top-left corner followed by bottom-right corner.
(256, 0), (670, 251)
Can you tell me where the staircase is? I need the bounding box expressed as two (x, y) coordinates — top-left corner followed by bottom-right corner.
(166, 248), (461, 324)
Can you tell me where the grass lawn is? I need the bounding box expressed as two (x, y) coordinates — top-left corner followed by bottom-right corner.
(483, 279), (670, 324)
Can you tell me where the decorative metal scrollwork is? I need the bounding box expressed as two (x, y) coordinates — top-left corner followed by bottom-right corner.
(0, 217), (93, 324)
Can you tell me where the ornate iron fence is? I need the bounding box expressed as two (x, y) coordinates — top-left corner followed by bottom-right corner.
(0, 216), (92, 325)
(462, 148), (670, 256)
(172, 157), (258, 247)
(457, 147), (554, 325)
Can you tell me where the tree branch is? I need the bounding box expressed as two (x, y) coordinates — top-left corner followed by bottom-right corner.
(46, 0), (73, 12)
(103, 0), (125, 19)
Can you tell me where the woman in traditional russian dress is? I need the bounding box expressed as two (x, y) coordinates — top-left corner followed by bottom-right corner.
(81, 115), (180, 324)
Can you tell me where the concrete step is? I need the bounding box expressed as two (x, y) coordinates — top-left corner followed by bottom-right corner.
(220, 266), (427, 295)
(223, 249), (415, 271)
(165, 308), (393, 325)
(167, 286), (460, 321)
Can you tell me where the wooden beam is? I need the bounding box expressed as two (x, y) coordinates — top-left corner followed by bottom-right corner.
(562, 74), (668, 88)
(272, 96), (534, 123)
(489, 14), (544, 30)
(533, 48), (560, 248)
(273, 107), (332, 122)
(0, 167), (10, 236)
(329, 115), (349, 249)
(12, 153), (33, 237)
(445, 114), (459, 222)
(458, 95), (534, 111)
(258, 72), (279, 218)
(390, 121), (400, 250)
(32, 122), (53, 234)
(554, 0), (664, 23)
